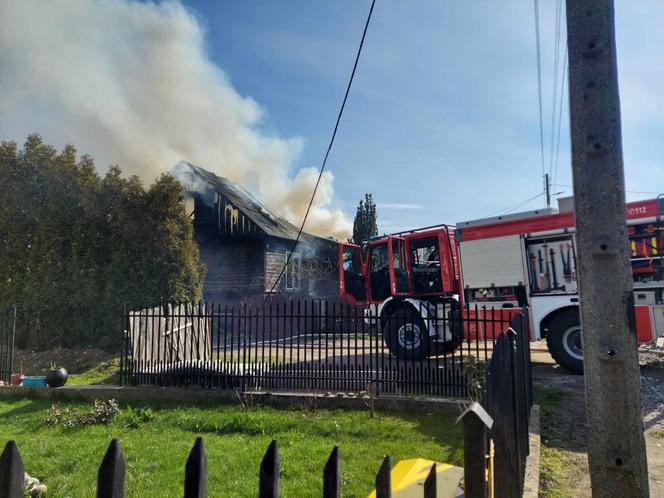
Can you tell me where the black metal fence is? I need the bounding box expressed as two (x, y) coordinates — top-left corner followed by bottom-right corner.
(1, 434), (455, 497)
(1, 310), (532, 497)
(0, 307), (16, 385)
(477, 309), (533, 498)
(119, 298), (520, 397)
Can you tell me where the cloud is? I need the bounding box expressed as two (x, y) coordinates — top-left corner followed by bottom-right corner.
(377, 203), (454, 211)
(0, 0), (351, 240)
(377, 203), (425, 210)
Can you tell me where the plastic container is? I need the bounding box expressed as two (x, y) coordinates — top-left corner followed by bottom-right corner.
(22, 376), (48, 388)
(10, 373), (24, 386)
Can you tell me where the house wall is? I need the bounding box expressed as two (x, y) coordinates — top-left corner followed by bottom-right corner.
(198, 240), (264, 301)
(264, 238), (339, 298)
(264, 250), (288, 293)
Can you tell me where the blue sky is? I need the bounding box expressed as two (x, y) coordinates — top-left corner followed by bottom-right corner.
(180, 0), (664, 233)
(1, 1), (661, 237)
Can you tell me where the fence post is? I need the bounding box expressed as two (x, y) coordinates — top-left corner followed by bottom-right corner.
(259, 440), (279, 498)
(457, 402), (493, 498)
(97, 439), (125, 498)
(507, 327), (525, 496)
(0, 441), (24, 498)
(375, 455), (391, 498)
(323, 446), (340, 498)
(9, 306), (16, 382)
(119, 304), (126, 387)
(423, 463), (436, 498)
(184, 437), (207, 498)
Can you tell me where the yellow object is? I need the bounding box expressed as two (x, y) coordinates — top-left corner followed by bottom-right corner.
(367, 458), (463, 498)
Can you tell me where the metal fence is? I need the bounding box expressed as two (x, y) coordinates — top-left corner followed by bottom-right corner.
(119, 298), (519, 397)
(1, 311), (532, 497)
(477, 309), (533, 498)
(0, 435), (455, 498)
(0, 307), (16, 385)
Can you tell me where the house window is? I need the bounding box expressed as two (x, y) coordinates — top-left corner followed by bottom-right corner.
(286, 254), (301, 290)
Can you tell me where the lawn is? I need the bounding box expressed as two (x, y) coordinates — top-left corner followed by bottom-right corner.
(0, 396), (463, 497)
(534, 385), (589, 498)
(67, 358), (120, 385)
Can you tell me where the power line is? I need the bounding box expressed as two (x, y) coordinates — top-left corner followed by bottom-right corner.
(265, 0), (377, 300)
(533, 0), (546, 182)
(552, 47), (568, 188)
(548, 0), (563, 178)
(492, 192), (545, 216)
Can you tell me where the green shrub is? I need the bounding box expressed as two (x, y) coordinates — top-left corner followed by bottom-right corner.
(120, 405), (155, 429)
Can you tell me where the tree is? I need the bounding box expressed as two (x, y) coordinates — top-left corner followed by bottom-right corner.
(352, 193), (378, 243)
(0, 134), (205, 349)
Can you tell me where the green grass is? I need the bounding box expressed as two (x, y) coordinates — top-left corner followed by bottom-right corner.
(68, 359), (120, 385)
(539, 446), (574, 498)
(0, 397), (463, 497)
(534, 386), (580, 498)
(533, 386), (567, 410)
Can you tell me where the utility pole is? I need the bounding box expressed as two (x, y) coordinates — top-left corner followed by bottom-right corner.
(545, 173), (551, 208)
(565, 1), (649, 496)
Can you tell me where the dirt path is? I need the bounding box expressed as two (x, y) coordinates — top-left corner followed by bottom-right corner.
(533, 346), (664, 497)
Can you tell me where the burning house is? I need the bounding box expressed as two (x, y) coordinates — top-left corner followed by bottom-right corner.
(172, 162), (340, 302)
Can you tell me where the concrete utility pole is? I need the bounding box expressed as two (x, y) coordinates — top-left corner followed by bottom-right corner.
(565, 1), (650, 496)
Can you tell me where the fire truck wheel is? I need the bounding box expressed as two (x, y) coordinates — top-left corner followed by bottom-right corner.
(384, 308), (430, 361)
(546, 310), (584, 374)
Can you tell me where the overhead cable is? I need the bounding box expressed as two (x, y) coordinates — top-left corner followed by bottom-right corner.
(265, 0), (377, 300)
(533, 0), (546, 182)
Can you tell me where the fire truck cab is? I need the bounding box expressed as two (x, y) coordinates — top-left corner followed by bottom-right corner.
(339, 226), (463, 360)
(455, 195), (664, 373)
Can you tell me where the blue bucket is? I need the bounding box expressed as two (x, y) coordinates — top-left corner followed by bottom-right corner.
(22, 376), (48, 388)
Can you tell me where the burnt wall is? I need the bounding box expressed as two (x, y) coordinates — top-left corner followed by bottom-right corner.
(198, 241), (264, 301)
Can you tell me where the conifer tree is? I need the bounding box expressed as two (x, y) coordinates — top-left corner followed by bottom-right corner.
(0, 134), (205, 349)
(352, 193), (378, 243)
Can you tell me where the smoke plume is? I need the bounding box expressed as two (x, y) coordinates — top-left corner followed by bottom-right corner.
(0, 0), (351, 240)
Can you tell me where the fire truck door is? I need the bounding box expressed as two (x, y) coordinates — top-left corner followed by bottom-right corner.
(339, 243), (366, 304)
(388, 236), (409, 296)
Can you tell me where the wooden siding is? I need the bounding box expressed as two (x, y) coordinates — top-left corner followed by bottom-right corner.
(198, 241), (264, 301)
(263, 239), (339, 298)
(264, 247), (289, 293)
(193, 192), (265, 242)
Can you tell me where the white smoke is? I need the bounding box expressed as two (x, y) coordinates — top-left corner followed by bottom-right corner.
(0, 0), (351, 240)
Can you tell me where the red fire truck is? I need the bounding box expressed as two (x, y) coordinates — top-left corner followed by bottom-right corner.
(339, 195), (664, 373)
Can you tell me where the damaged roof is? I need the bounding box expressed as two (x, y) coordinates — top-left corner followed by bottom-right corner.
(173, 161), (325, 243)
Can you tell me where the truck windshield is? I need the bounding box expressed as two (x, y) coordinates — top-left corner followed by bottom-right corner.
(410, 236), (442, 293)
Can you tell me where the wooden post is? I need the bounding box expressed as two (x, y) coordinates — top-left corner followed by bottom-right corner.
(457, 402), (494, 498)
(97, 439), (125, 498)
(565, 1), (650, 495)
(184, 437), (207, 498)
(259, 440), (280, 498)
(323, 446), (340, 498)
